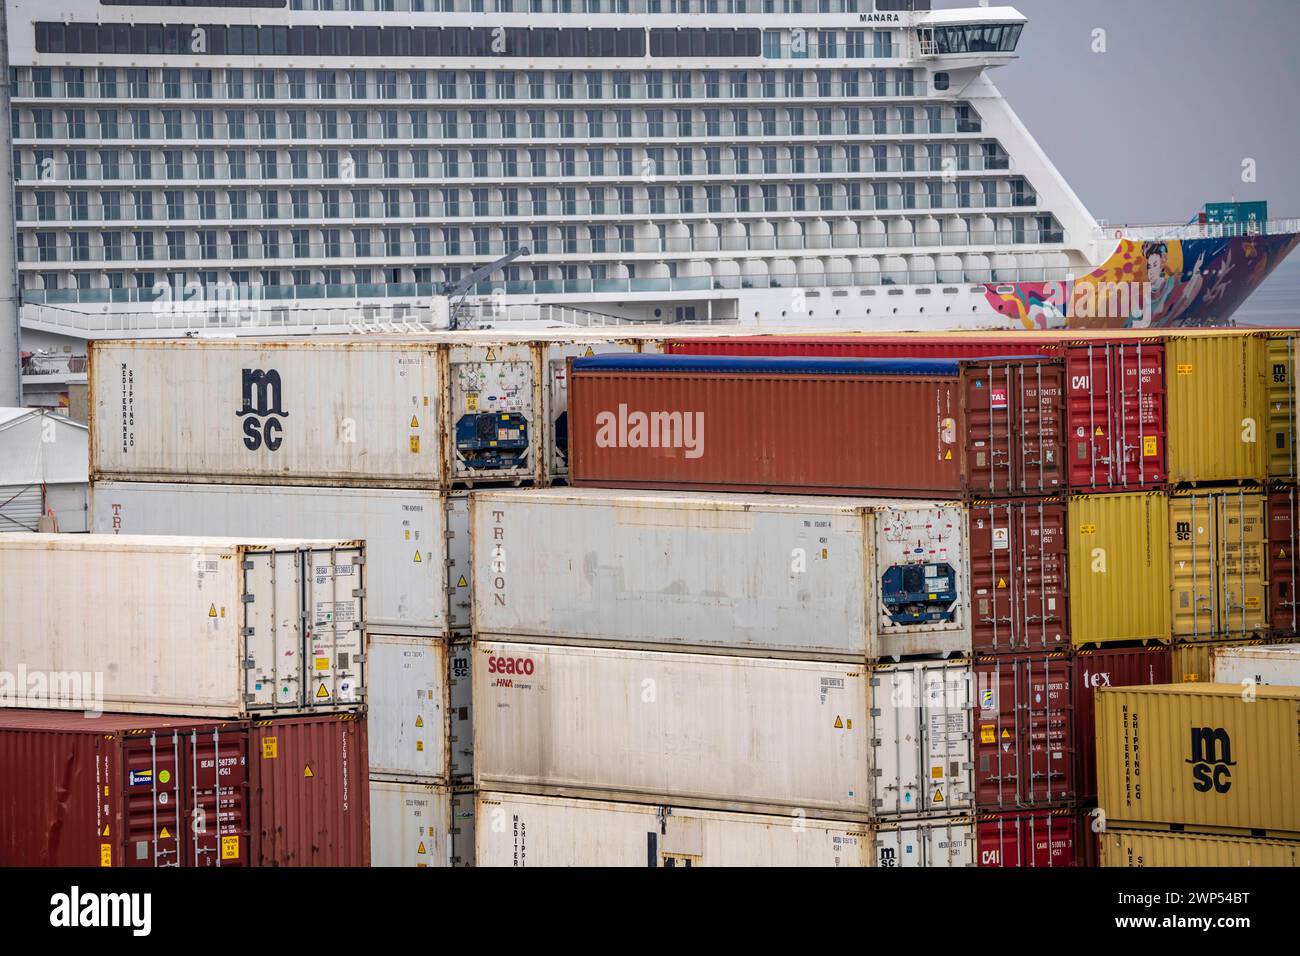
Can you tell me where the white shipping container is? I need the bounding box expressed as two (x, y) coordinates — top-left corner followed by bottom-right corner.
(474, 641), (972, 819)
(90, 338), (443, 486)
(0, 533), (364, 718)
(473, 489), (969, 660)
(476, 792), (974, 867)
(368, 635), (449, 783)
(369, 781), (475, 867)
(92, 481), (471, 637)
(442, 341), (540, 484)
(1211, 642), (1300, 686)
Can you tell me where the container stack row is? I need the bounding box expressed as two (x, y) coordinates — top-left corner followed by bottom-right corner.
(0, 534), (370, 866)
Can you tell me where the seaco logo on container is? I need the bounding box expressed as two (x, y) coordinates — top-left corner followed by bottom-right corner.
(1187, 726), (1235, 794)
(236, 368), (289, 452)
(488, 654), (537, 689)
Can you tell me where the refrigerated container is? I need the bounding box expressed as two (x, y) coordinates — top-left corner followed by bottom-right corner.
(1264, 330), (1297, 481)
(1099, 828), (1300, 867)
(1267, 484), (1299, 636)
(1068, 492), (1171, 647)
(1169, 490), (1269, 641)
(471, 488), (969, 661)
(0, 710), (250, 867)
(1211, 642), (1300, 686)
(93, 481), (470, 637)
(248, 714), (370, 866)
(976, 809), (1082, 867)
(90, 338), (444, 486)
(474, 642), (973, 820)
(367, 635), (449, 784)
(567, 354), (1066, 498)
(475, 792), (974, 867)
(369, 781), (474, 867)
(973, 653), (1075, 810)
(0, 534), (365, 718)
(967, 497), (1069, 653)
(1072, 646), (1171, 800)
(1095, 683), (1300, 836)
(1164, 332), (1267, 484)
(441, 341), (539, 485)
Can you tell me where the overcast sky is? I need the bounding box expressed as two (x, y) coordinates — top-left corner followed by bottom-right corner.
(936, 0), (1300, 225)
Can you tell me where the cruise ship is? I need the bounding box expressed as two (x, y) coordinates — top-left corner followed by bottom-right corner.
(7, 0), (1299, 377)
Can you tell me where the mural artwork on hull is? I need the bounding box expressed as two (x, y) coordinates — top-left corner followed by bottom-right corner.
(982, 232), (1300, 330)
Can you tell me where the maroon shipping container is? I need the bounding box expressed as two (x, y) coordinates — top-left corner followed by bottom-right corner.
(977, 809), (1082, 867)
(568, 354), (1066, 498)
(1268, 485), (1299, 636)
(974, 652), (1076, 810)
(666, 334), (1167, 492)
(249, 714), (369, 867)
(968, 497), (1070, 653)
(0, 710), (251, 867)
(1071, 646), (1171, 801)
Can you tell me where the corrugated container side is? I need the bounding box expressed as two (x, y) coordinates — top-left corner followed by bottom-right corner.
(367, 635), (449, 784)
(1211, 642), (1300, 686)
(976, 809), (1082, 867)
(1100, 828), (1300, 867)
(1165, 333), (1267, 484)
(663, 335), (1060, 359)
(1072, 646), (1172, 801)
(973, 653), (1076, 810)
(249, 714), (370, 867)
(369, 781), (453, 868)
(1068, 492), (1171, 647)
(1169, 490), (1269, 641)
(90, 339), (444, 486)
(1267, 486), (1299, 636)
(967, 497), (1069, 653)
(1265, 331), (1297, 481)
(1171, 637), (1289, 684)
(1095, 683), (1300, 835)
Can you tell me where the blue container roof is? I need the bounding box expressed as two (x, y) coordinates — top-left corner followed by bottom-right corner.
(572, 354), (966, 376)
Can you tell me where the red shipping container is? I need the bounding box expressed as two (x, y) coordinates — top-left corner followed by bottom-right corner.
(974, 652), (1075, 810)
(977, 809), (1082, 867)
(968, 497), (1070, 653)
(667, 334), (1167, 492)
(1268, 486), (1299, 637)
(1071, 646), (1171, 801)
(0, 710), (251, 867)
(249, 714), (369, 867)
(568, 354), (1065, 498)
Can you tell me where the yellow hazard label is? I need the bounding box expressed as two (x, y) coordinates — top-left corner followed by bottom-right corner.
(221, 835), (239, 860)
(405, 530), (411, 540)
(1143, 436), (1158, 457)
(416, 740), (424, 752)
(1095, 426), (1104, 436)
(583, 346), (595, 357)
(833, 715), (844, 729)
(1177, 363), (1193, 375)
(933, 788), (944, 803)
(1001, 729), (1011, 740)
(100, 844), (112, 867)
(944, 450), (952, 460)
(457, 575), (468, 588)
(415, 714), (424, 728)
(262, 737), (277, 759)
(304, 764), (314, 778)
(928, 592), (937, 600)
(315, 684), (329, 699)
(414, 550), (423, 563)
(409, 435), (420, 453)
(418, 841), (427, 855)
(997, 577), (1007, 589)
(159, 827), (171, 839)
(1080, 523), (1097, 535)
(1245, 596), (1261, 608)
(822, 548), (829, 559)
(410, 415), (420, 428)
(486, 348), (497, 361)
(209, 604), (217, 618)
(102, 824), (110, 836)
(980, 726), (995, 744)
(1280, 548), (1288, 558)
(930, 767), (943, 779)
(315, 657), (329, 671)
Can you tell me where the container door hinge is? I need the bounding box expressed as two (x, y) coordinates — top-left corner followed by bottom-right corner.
(444, 531), (456, 539)
(353, 588), (367, 598)
(871, 768), (883, 777)
(869, 677), (881, 687)
(243, 693), (258, 704)
(242, 657), (256, 669)
(241, 627), (255, 637)
(241, 593), (255, 604)
(870, 708), (882, 717)
(241, 560), (255, 570)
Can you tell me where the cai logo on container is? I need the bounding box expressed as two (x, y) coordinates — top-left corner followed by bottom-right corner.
(1186, 726), (1236, 794)
(237, 368), (289, 452)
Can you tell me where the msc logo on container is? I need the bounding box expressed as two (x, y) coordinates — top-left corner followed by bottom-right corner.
(237, 368), (289, 452)
(1186, 726), (1236, 794)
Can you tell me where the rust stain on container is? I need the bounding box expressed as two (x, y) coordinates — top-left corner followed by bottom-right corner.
(569, 354), (1064, 498)
(1268, 485), (1300, 637)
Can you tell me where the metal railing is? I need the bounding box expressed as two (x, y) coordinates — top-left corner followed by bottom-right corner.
(1094, 218), (1300, 242)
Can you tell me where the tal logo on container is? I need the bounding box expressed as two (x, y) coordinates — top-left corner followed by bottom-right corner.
(1186, 726), (1235, 794)
(237, 368), (289, 452)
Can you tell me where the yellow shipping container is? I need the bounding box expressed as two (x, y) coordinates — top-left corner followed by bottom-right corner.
(1096, 683), (1300, 835)
(1168, 490), (1269, 641)
(1165, 331), (1268, 484)
(1069, 492), (1171, 647)
(1172, 638), (1287, 683)
(1100, 828), (1300, 867)
(1265, 331), (1298, 481)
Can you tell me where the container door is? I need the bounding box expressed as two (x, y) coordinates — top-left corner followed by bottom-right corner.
(120, 732), (187, 867)
(1065, 343), (1113, 490)
(303, 546), (366, 710)
(879, 819), (973, 868)
(367, 634), (448, 783)
(446, 493), (472, 636)
(1266, 334), (1296, 480)
(448, 640), (474, 782)
(1112, 340), (1166, 488)
(242, 549), (305, 711)
(1013, 361), (1066, 494)
(543, 341), (640, 482)
(964, 363), (1016, 495)
(977, 810), (1078, 867)
(1267, 487), (1299, 636)
(974, 655), (1074, 810)
(1169, 493), (1217, 641)
(445, 343), (538, 484)
(872, 662), (972, 816)
(1217, 491), (1268, 636)
(185, 727), (251, 867)
(968, 501), (1017, 653)
(969, 500), (1068, 653)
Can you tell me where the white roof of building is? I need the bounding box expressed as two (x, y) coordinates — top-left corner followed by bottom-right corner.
(919, 6), (1028, 26)
(0, 407), (89, 486)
